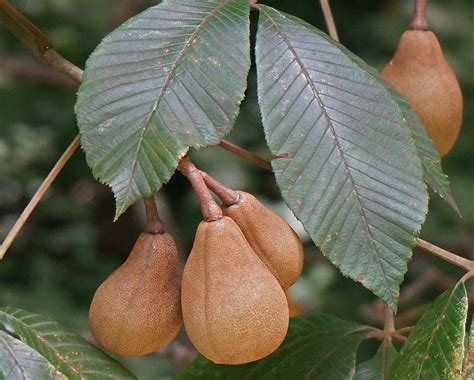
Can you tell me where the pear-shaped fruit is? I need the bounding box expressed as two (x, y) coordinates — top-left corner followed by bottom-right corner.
(381, 30), (463, 156)
(222, 192), (304, 290)
(89, 232), (182, 356)
(181, 216), (289, 365)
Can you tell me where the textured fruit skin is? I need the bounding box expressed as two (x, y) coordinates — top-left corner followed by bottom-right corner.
(181, 217), (289, 365)
(89, 232), (182, 356)
(381, 30), (463, 156)
(222, 192), (304, 290)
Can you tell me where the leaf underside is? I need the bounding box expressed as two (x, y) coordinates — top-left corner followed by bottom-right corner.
(76, 0), (251, 219)
(255, 6), (428, 309)
(0, 307), (136, 380)
(0, 330), (66, 380)
(354, 342), (398, 380)
(177, 313), (369, 379)
(388, 283), (468, 380)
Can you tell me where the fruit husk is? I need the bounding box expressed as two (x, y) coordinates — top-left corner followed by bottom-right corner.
(181, 216), (289, 365)
(89, 232), (182, 356)
(381, 30), (463, 156)
(222, 192), (304, 290)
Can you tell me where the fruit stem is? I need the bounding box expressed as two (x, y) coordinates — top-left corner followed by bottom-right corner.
(200, 171), (240, 207)
(143, 196), (164, 234)
(410, 0), (428, 31)
(178, 157), (223, 222)
(382, 304), (395, 343)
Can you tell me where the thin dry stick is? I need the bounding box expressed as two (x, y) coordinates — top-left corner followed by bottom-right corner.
(416, 238), (474, 271)
(143, 196), (164, 234)
(319, 0), (339, 41)
(0, 135), (80, 259)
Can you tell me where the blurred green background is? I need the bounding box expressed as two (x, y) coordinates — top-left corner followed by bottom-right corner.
(0, 0), (472, 378)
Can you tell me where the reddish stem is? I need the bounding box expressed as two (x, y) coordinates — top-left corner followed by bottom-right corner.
(178, 158), (222, 222)
(410, 0), (428, 30)
(218, 139), (272, 172)
(200, 171), (240, 206)
(143, 196), (164, 234)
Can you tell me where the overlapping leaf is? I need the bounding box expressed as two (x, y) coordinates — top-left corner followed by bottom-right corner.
(76, 0), (251, 218)
(354, 342), (398, 380)
(388, 283), (468, 379)
(255, 6), (428, 309)
(177, 313), (369, 379)
(389, 90), (459, 215)
(0, 307), (136, 379)
(0, 330), (66, 380)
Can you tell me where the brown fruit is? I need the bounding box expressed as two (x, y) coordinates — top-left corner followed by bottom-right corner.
(222, 192), (304, 290)
(381, 30), (463, 156)
(181, 216), (289, 364)
(89, 232), (182, 356)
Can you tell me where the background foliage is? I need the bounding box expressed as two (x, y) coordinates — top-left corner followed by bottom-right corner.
(0, 0), (472, 378)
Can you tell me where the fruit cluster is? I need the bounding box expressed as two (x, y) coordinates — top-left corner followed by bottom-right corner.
(88, 159), (304, 364)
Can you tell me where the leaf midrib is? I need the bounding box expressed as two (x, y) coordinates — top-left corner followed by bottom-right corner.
(118, 0), (234, 215)
(0, 311), (82, 379)
(261, 6), (393, 297)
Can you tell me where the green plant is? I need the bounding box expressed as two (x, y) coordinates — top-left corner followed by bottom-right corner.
(0, 0), (472, 378)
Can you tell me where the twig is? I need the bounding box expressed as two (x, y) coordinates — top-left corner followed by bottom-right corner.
(416, 238), (474, 271)
(319, 0), (339, 41)
(218, 139), (272, 172)
(143, 196), (164, 234)
(0, 135), (80, 259)
(0, 56), (78, 89)
(0, 1), (83, 83)
(178, 157), (222, 222)
(410, 0), (428, 30)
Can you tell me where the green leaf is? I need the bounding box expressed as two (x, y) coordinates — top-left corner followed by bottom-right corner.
(462, 317), (474, 379)
(255, 6), (428, 310)
(354, 342), (398, 380)
(388, 283), (468, 379)
(76, 0), (251, 219)
(177, 313), (369, 379)
(0, 330), (66, 380)
(0, 307), (136, 380)
(389, 90), (459, 215)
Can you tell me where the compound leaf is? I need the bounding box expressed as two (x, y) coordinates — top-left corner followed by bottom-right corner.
(0, 330), (66, 380)
(0, 307), (136, 379)
(76, 0), (251, 219)
(255, 6), (428, 309)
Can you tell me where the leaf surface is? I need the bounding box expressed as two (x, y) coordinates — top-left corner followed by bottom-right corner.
(177, 313), (369, 379)
(0, 330), (66, 380)
(76, 0), (251, 218)
(388, 283), (468, 379)
(255, 6), (428, 309)
(0, 307), (136, 380)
